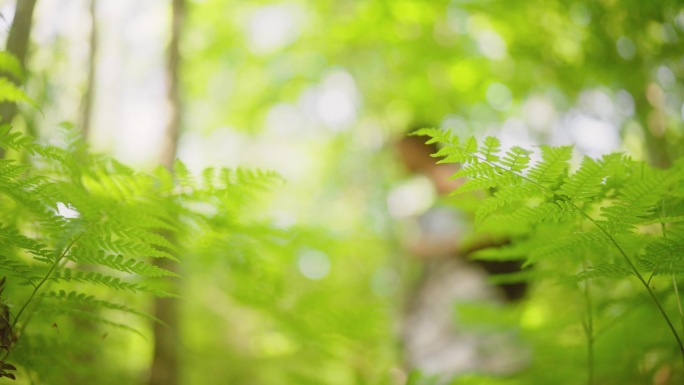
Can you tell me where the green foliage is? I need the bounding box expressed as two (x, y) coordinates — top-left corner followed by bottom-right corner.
(416, 127), (684, 384)
(0, 101), (288, 383)
(0, 79), (33, 106)
(19, 0), (684, 382)
(0, 52), (25, 83)
(0, 50), (400, 385)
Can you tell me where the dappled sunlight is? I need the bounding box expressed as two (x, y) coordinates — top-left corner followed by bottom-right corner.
(297, 248), (331, 281)
(246, 4), (304, 55)
(2, 0), (684, 383)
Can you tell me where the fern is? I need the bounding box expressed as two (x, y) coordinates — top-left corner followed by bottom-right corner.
(414, 128), (684, 374)
(0, 104), (283, 382)
(0, 52), (301, 383)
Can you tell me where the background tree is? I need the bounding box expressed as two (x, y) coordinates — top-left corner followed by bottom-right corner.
(0, 0), (37, 158)
(78, 0), (97, 141)
(149, 0), (184, 384)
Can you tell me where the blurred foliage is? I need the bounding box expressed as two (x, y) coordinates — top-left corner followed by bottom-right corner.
(183, 0), (684, 162)
(2, 0), (684, 384)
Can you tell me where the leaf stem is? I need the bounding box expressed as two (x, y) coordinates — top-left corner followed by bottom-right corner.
(660, 203), (684, 344)
(11, 233), (83, 330)
(582, 262), (595, 385)
(673, 275), (684, 341)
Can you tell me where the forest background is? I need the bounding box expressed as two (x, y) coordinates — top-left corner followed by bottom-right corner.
(1, 0), (684, 384)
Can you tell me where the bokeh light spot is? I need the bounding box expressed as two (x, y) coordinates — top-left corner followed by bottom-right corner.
(297, 249), (331, 280)
(486, 82), (512, 111)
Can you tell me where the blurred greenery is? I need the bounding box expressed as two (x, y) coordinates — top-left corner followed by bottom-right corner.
(1, 0), (684, 384)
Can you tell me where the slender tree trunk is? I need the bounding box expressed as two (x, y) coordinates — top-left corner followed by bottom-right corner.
(626, 81), (671, 168)
(148, 1), (185, 385)
(159, 0), (184, 170)
(0, 0), (38, 159)
(642, 120), (670, 168)
(79, 0), (97, 142)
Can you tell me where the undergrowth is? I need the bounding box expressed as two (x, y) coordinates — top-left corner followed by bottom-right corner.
(0, 87), (281, 382)
(415, 128), (684, 385)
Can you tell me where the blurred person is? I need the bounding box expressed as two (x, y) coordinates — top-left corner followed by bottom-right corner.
(393, 131), (528, 382)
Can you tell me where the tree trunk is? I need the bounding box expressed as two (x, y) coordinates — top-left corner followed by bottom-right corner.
(159, 0), (184, 170)
(79, 0), (97, 142)
(148, 1), (185, 385)
(0, 0), (38, 159)
(634, 82), (671, 169)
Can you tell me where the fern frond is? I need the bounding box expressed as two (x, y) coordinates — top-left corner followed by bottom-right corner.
(451, 178), (498, 194)
(558, 157), (605, 203)
(410, 127), (454, 146)
(500, 146), (531, 173)
(43, 290), (162, 323)
(434, 135), (480, 164)
(639, 229), (684, 275)
(0, 160), (30, 180)
(173, 160), (195, 189)
(0, 225), (52, 261)
(0, 125), (35, 153)
(527, 230), (611, 263)
(480, 136), (501, 162)
(452, 162), (500, 180)
(50, 269), (175, 297)
(475, 184), (545, 227)
(0, 167), (66, 236)
(451, 166), (520, 194)
(600, 168), (671, 235)
(39, 305), (145, 338)
(81, 233), (176, 261)
(601, 153), (633, 192)
(505, 200), (579, 224)
(528, 145), (572, 185)
(106, 204), (180, 234)
(0, 255), (36, 286)
(67, 248), (177, 278)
